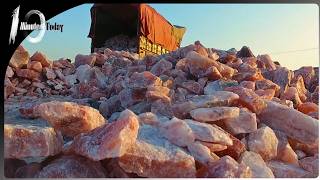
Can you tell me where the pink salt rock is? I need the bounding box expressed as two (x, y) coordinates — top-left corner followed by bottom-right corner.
(119, 88), (146, 108)
(199, 141), (228, 152)
(150, 59), (172, 76)
(15, 162), (42, 178)
(288, 138), (319, 156)
(175, 58), (189, 72)
(185, 51), (218, 78)
(90, 69), (106, 89)
(274, 130), (298, 165)
(146, 85), (171, 103)
(99, 95), (121, 118)
(255, 89), (275, 100)
(37, 101), (106, 137)
(118, 124), (197, 177)
(53, 61), (64, 68)
(187, 141), (219, 165)
(190, 107), (240, 122)
(36, 155), (106, 178)
(294, 66), (315, 89)
(204, 79), (239, 94)
(16, 69), (41, 80)
(247, 126), (278, 161)
(93, 52), (107, 65)
(159, 117), (195, 147)
(19, 103), (40, 119)
(299, 155), (319, 177)
(30, 51), (52, 67)
(71, 109), (139, 160)
(257, 54), (276, 70)
(172, 91), (239, 119)
(291, 75), (308, 102)
(185, 119), (233, 145)
(4, 124), (63, 159)
(224, 108), (257, 135)
(297, 102), (319, 115)
(240, 81), (255, 90)
(255, 79), (281, 97)
(9, 45), (29, 68)
(6, 66), (14, 78)
(128, 71), (162, 89)
(74, 54), (96, 68)
(44, 67), (56, 80)
(4, 159), (27, 178)
(267, 160), (311, 178)
(280, 86), (302, 106)
(54, 68), (65, 81)
(238, 151), (274, 178)
(71, 81), (99, 98)
(233, 67), (264, 82)
(75, 64), (93, 83)
(215, 127), (246, 160)
(207, 155), (252, 178)
(138, 112), (161, 126)
(151, 99), (173, 117)
(172, 44), (196, 59)
(27, 61), (42, 72)
(194, 41), (209, 57)
(242, 57), (257, 67)
(225, 86), (267, 114)
(202, 66), (222, 80)
(181, 80), (202, 94)
(258, 100), (319, 144)
(272, 67), (294, 94)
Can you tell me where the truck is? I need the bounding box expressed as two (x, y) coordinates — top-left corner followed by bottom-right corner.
(88, 4), (186, 58)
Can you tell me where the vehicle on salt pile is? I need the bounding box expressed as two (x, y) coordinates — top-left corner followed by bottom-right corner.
(88, 3), (186, 58)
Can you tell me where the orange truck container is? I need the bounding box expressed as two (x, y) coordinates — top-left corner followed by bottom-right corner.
(88, 4), (186, 58)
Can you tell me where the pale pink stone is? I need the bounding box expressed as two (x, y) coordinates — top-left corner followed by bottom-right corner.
(36, 155), (106, 178)
(267, 160), (311, 178)
(224, 108), (257, 135)
(238, 151), (274, 178)
(207, 155), (252, 178)
(37, 101), (106, 137)
(159, 117), (195, 147)
(190, 107), (240, 122)
(258, 100), (319, 144)
(4, 124), (63, 159)
(30, 51), (52, 67)
(247, 126), (278, 161)
(118, 124), (196, 177)
(71, 109), (139, 160)
(187, 141), (219, 165)
(185, 119), (233, 145)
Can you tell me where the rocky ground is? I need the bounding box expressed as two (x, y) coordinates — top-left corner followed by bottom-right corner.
(4, 42), (319, 178)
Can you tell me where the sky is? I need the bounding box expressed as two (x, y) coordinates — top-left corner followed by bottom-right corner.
(22, 3), (319, 70)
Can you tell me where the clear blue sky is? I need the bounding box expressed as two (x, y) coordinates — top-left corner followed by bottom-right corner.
(22, 3), (319, 70)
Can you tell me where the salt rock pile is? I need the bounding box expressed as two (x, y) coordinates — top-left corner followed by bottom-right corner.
(4, 42), (319, 178)
(94, 34), (138, 53)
